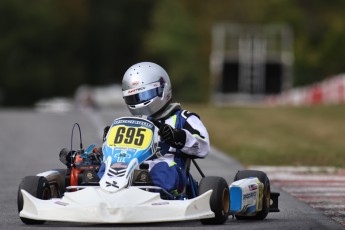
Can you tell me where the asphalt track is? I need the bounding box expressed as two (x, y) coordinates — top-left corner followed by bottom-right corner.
(0, 106), (343, 230)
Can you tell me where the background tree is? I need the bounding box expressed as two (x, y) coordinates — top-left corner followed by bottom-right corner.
(1, 0), (345, 106)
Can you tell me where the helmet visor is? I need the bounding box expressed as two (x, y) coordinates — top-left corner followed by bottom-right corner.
(124, 86), (164, 105)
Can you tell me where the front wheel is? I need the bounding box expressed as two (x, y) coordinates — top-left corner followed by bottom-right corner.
(17, 176), (51, 225)
(198, 176), (229, 225)
(233, 170), (270, 220)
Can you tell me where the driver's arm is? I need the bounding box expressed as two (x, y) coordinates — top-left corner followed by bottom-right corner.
(180, 115), (210, 158)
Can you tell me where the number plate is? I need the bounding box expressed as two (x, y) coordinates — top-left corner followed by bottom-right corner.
(106, 118), (154, 150)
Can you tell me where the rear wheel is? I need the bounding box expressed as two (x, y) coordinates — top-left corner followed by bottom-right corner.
(234, 170), (270, 220)
(17, 176), (51, 225)
(198, 176), (229, 225)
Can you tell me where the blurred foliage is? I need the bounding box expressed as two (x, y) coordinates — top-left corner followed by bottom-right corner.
(145, 1), (205, 102)
(0, 0), (154, 106)
(1, 0), (345, 105)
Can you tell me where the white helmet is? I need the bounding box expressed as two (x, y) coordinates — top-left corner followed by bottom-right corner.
(122, 62), (172, 116)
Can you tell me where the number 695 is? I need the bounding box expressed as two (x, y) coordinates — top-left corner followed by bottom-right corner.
(114, 127), (146, 146)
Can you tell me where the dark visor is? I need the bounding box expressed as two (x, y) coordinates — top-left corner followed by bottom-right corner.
(124, 87), (164, 105)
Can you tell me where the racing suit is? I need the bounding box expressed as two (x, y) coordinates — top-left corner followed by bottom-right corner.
(146, 103), (210, 193)
(98, 103), (210, 193)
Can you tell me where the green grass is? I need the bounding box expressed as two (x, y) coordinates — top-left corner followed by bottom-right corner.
(184, 104), (345, 167)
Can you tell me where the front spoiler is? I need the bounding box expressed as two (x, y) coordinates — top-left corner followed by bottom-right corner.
(20, 187), (214, 223)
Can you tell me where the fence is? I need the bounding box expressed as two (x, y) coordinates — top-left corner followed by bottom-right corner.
(265, 74), (345, 106)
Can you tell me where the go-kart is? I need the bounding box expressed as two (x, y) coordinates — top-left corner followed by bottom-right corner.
(17, 116), (279, 225)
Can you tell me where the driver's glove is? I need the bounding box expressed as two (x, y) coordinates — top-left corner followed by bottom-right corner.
(158, 124), (186, 149)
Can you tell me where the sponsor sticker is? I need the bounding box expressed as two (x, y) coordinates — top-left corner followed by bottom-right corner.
(112, 119), (153, 129)
(86, 172), (94, 180)
(123, 82), (161, 96)
(55, 201), (69, 206)
(111, 162), (128, 169)
(243, 191), (257, 200)
(248, 184), (258, 191)
(151, 201), (170, 206)
(131, 81), (140, 86)
(127, 87), (146, 94)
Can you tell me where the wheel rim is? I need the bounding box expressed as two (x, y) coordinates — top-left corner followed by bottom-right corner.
(222, 188), (230, 214)
(264, 185), (271, 209)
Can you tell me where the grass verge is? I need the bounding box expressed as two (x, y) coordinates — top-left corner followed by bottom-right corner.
(185, 104), (345, 167)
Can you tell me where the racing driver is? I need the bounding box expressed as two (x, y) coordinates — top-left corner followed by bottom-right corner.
(101, 62), (210, 194)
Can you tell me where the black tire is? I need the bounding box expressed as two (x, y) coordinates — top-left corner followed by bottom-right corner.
(233, 170), (270, 220)
(52, 168), (67, 196)
(17, 176), (51, 225)
(198, 176), (229, 225)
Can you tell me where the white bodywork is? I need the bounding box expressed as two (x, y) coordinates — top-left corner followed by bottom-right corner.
(20, 187), (214, 223)
(229, 177), (263, 215)
(19, 117), (215, 223)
